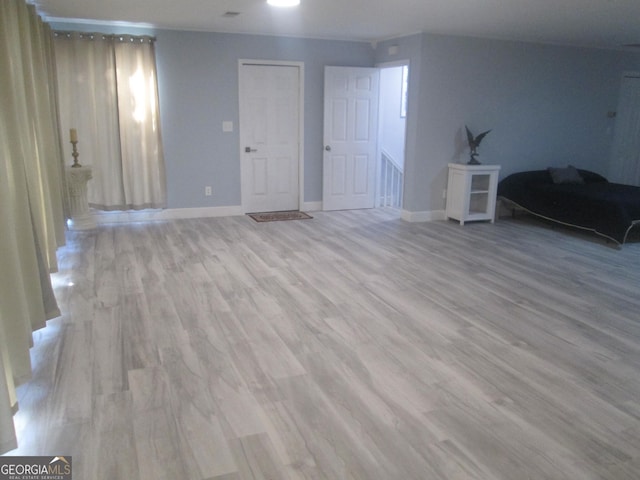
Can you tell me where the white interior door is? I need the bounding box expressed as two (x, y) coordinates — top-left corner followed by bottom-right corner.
(609, 74), (640, 186)
(323, 66), (379, 211)
(240, 63), (301, 213)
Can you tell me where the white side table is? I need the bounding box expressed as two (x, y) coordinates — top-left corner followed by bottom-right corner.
(66, 165), (96, 230)
(445, 163), (501, 225)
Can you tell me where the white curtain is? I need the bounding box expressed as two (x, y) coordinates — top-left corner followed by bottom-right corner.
(0, 0), (65, 454)
(54, 33), (167, 210)
(609, 75), (640, 186)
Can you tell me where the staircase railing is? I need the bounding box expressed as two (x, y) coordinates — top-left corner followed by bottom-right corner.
(379, 150), (403, 208)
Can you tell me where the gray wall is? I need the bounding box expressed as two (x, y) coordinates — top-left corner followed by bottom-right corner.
(156, 31), (374, 208)
(53, 22), (640, 215)
(52, 23), (375, 209)
(375, 33), (640, 214)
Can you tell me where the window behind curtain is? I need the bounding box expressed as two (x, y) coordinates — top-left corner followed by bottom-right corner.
(54, 32), (167, 211)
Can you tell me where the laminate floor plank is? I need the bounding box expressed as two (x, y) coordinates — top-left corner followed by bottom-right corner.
(6, 210), (640, 479)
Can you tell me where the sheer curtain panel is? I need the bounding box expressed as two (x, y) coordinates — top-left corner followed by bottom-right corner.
(1, 0), (65, 454)
(54, 33), (167, 211)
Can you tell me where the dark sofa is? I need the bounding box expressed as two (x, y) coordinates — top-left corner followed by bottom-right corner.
(497, 167), (640, 244)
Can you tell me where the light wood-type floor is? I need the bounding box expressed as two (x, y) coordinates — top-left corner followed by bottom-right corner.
(7, 209), (640, 479)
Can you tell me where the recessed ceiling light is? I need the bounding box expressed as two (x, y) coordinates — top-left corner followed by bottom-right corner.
(267, 0), (300, 7)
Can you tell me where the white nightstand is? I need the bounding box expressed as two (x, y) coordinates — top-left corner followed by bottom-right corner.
(445, 163), (501, 225)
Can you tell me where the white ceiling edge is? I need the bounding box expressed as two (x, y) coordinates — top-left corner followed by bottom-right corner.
(43, 16), (375, 44)
(43, 15), (640, 54)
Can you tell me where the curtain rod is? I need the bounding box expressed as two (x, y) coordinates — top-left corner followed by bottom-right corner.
(53, 31), (156, 43)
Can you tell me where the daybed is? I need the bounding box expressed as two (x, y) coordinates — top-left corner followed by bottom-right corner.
(497, 166), (640, 244)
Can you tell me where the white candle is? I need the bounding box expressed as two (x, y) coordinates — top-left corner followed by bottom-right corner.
(70, 128), (78, 143)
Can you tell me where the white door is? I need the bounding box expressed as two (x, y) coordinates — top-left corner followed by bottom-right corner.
(239, 63), (301, 213)
(609, 74), (640, 186)
(323, 66), (380, 211)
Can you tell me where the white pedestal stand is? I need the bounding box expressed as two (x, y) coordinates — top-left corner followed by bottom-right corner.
(66, 165), (96, 230)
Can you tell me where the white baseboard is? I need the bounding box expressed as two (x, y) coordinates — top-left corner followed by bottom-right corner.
(91, 204), (444, 225)
(401, 209), (446, 222)
(92, 205), (244, 224)
(302, 201), (323, 212)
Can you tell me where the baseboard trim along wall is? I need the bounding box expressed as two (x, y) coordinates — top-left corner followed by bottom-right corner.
(92, 205), (245, 224)
(89, 204), (444, 224)
(302, 201), (323, 212)
(401, 209), (446, 222)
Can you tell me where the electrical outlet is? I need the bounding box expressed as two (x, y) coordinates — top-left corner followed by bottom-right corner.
(442, 189), (447, 199)
(205, 186), (212, 196)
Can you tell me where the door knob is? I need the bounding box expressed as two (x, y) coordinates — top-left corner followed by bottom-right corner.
(245, 147), (257, 153)
(325, 145), (332, 151)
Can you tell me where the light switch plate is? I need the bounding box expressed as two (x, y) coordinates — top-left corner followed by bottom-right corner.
(222, 121), (233, 132)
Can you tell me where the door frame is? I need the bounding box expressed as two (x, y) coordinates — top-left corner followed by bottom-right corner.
(238, 59), (305, 213)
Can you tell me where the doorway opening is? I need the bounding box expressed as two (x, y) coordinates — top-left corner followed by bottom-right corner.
(376, 62), (408, 212)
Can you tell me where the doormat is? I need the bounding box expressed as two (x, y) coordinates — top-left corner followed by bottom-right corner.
(248, 211), (313, 223)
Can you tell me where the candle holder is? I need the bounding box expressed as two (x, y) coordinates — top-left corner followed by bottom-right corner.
(70, 140), (81, 168)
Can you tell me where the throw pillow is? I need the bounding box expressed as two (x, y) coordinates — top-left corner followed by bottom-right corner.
(548, 165), (584, 184)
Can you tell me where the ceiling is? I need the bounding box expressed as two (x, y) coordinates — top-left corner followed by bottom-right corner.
(32, 0), (640, 50)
